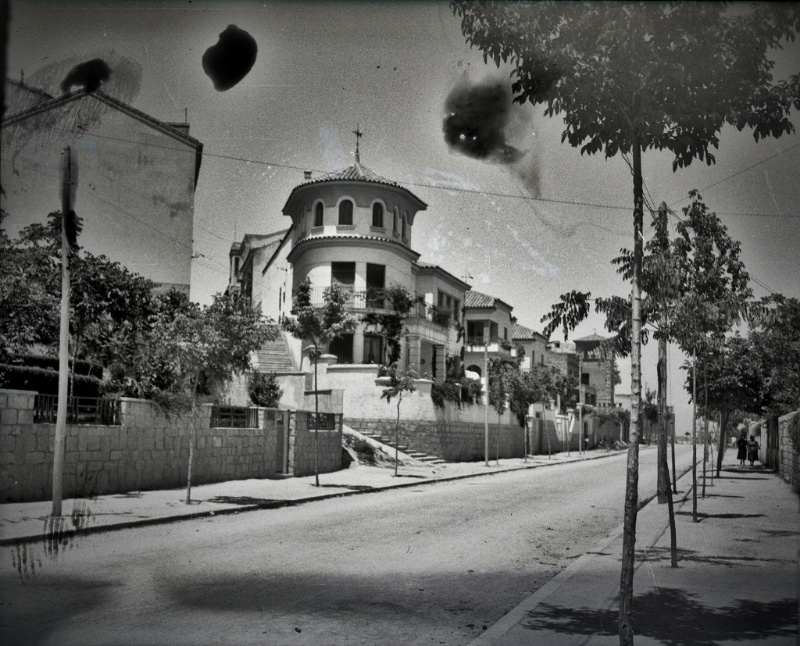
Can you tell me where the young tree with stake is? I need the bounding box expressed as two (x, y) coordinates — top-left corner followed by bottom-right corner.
(283, 279), (357, 487)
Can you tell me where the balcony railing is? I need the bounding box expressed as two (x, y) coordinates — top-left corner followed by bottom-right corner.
(412, 302), (454, 328)
(33, 395), (122, 426)
(303, 286), (392, 312)
(210, 405), (259, 429)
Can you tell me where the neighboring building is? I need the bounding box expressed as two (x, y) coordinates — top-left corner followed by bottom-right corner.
(229, 154), (470, 381)
(462, 289), (515, 377)
(512, 322), (549, 371)
(1, 79), (203, 296)
(573, 333), (617, 408)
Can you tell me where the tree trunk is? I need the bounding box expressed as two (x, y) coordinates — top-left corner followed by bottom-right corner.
(395, 396), (400, 477)
(523, 418), (528, 463)
(716, 409), (730, 477)
(692, 356), (698, 522)
(314, 344), (320, 487)
(618, 137), (643, 646)
(186, 382), (198, 504)
(657, 331), (678, 567)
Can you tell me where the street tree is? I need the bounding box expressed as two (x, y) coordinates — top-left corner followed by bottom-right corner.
(380, 362), (418, 477)
(749, 295), (800, 417)
(508, 364), (557, 462)
(0, 211), (155, 371)
(282, 279), (357, 486)
(451, 2), (799, 638)
(488, 358), (515, 463)
(119, 292), (276, 503)
(684, 334), (768, 479)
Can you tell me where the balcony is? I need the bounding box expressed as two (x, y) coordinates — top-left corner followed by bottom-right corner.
(464, 337), (514, 355)
(303, 286), (396, 314)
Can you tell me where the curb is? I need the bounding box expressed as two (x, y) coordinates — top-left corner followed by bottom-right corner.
(465, 459), (698, 646)
(0, 449), (630, 547)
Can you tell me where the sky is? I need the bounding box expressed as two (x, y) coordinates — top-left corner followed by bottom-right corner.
(4, 0), (800, 436)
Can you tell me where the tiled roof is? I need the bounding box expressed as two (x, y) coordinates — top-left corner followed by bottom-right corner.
(512, 322), (539, 340)
(464, 289), (512, 311)
(283, 161), (427, 212)
(413, 261), (471, 290)
(574, 333), (610, 343)
(291, 233), (420, 258)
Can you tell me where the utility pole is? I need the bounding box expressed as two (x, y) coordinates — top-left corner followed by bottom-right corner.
(484, 339), (489, 467)
(52, 146), (73, 517)
(578, 354), (583, 454)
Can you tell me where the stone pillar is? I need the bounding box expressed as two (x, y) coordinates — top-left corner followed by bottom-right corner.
(353, 326), (365, 364)
(407, 334), (421, 373)
(434, 343), (447, 382)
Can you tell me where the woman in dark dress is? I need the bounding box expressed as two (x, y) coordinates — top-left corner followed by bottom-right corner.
(736, 433), (748, 466)
(747, 435), (760, 466)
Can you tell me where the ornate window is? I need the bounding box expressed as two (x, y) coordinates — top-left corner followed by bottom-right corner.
(338, 199), (354, 225)
(372, 203), (384, 228)
(314, 202), (324, 227)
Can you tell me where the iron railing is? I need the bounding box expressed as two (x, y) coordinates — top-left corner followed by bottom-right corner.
(33, 395), (122, 425)
(302, 286), (390, 311)
(306, 412), (342, 431)
(211, 405), (259, 429)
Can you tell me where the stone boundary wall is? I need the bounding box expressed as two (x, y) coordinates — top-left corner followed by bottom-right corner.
(0, 390), (343, 503)
(778, 410), (800, 492)
(289, 411), (343, 477)
(346, 418), (524, 462)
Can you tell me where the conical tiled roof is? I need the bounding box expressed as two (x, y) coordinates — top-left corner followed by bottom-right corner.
(282, 161), (427, 214)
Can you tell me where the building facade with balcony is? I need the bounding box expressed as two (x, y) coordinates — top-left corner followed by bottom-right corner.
(573, 333), (617, 408)
(229, 157), (469, 381)
(462, 289), (516, 377)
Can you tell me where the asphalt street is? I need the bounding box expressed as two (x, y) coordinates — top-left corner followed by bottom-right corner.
(1, 445), (695, 646)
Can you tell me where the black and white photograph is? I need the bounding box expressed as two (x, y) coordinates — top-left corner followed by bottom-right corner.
(1, 2), (799, 644)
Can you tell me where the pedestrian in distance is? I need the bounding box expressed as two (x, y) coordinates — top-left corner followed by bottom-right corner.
(736, 433), (748, 466)
(747, 435), (760, 467)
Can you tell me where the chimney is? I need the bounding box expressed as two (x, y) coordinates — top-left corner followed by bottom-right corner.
(304, 170), (312, 180)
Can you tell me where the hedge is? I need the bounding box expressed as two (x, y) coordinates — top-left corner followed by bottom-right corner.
(0, 363), (104, 396)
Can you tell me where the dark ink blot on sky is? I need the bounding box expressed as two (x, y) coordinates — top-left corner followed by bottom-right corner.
(202, 25), (258, 91)
(60, 58), (112, 93)
(443, 77), (523, 164)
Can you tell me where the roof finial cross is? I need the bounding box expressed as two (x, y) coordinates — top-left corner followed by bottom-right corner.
(353, 124), (363, 164)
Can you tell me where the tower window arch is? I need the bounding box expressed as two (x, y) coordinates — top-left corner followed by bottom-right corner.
(372, 202), (384, 228)
(393, 207), (400, 237)
(314, 202), (324, 227)
(401, 210), (408, 240)
(338, 199), (354, 225)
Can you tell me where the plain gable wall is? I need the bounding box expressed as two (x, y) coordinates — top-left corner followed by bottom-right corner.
(2, 94), (198, 291)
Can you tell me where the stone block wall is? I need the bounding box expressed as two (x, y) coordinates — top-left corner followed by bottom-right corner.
(778, 410), (800, 492)
(289, 411), (343, 477)
(346, 418), (523, 462)
(0, 390), (324, 502)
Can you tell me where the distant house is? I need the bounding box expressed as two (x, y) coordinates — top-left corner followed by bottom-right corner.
(229, 156), (469, 382)
(1, 78), (203, 296)
(462, 289), (515, 377)
(573, 333), (617, 408)
(512, 322), (549, 371)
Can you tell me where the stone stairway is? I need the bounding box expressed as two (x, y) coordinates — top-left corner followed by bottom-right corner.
(359, 431), (446, 465)
(256, 334), (296, 372)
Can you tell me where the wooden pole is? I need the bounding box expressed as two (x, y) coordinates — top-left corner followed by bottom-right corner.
(51, 146), (72, 517)
(578, 355), (583, 454)
(484, 341), (489, 467)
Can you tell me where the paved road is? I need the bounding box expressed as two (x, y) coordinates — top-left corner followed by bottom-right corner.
(1, 445), (695, 646)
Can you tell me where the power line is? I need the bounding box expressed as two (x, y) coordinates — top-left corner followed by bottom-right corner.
(668, 140), (800, 208)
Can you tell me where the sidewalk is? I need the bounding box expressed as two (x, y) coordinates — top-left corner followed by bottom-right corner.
(471, 458), (800, 645)
(0, 448), (626, 546)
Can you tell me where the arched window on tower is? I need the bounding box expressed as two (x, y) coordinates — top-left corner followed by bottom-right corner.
(393, 207), (400, 237)
(314, 202), (324, 227)
(339, 199), (354, 226)
(401, 210), (408, 240)
(372, 203), (384, 228)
